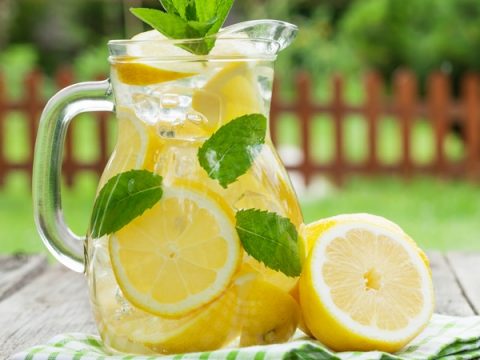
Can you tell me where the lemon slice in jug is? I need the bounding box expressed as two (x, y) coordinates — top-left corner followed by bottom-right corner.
(101, 286), (239, 354)
(192, 61), (263, 127)
(98, 107), (163, 188)
(113, 30), (199, 85)
(109, 181), (242, 317)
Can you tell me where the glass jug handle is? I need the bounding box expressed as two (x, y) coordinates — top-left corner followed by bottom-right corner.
(33, 80), (114, 273)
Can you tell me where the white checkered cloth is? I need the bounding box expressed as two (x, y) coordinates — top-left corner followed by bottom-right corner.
(10, 314), (480, 360)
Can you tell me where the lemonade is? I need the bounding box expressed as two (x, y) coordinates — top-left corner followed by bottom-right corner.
(32, 2), (435, 353)
(86, 29), (303, 354)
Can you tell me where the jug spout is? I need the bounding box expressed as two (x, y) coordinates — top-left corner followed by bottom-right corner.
(219, 20), (298, 53)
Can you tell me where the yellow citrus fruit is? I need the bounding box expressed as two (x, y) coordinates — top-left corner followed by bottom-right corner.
(98, 107), (163, 188)
(127, 30), (205, 73)
(114, 30), (198, 85)
(299, 221), (434, 352)
(192, 62), (262, 127)
(227, 147), (303, 227)
(114, 62), (196, 86)
(244, 256), (298, 293)
(237, 277), (300, 346)
(96, 284), (239, 354)
(303, 213), (430, 269)
(288, 282), (312, 338)
(100, 286), (239, 354)
(109, 181), (242, 318)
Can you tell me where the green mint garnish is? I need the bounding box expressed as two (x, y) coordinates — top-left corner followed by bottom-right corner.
(235, 209), (302, 277)
(90, 170), (163, 238)
(131, 0), (234, 55)
(198, 113), (267, 188)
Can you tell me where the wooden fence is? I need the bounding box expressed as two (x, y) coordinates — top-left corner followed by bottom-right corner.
(270, 70), (480, 185)
(0, 68), (479, 188)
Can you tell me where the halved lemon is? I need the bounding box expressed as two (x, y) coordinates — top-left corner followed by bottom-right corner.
(109, 181), (242, 317)
(299, 221), (434, 352)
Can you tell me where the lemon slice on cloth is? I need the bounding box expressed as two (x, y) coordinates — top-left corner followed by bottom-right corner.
(109, 181), (241, 317)
(299, 221), (434, 352)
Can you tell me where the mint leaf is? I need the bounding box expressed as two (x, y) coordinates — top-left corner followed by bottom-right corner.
(236, 209), (301, 277)
(131, 7), (212, 55)
(90, 170), (163, 238)
(195, 0), (217, 23)
(131, 0), (235, 55)
(188, 19), (216, 34)
(198, 114), (266, 188)
(170, 0), (189, 19)
(159, 0), (179, 16)
(130, 8), (191, 38)
(205, 0), (234, 36)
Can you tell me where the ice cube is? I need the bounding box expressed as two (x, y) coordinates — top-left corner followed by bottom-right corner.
(160, 93), (180, 108)
(185, 112), (203, 123)
(115, 287), (133, 318)
(132, 92), (160, 125)
(174, 147), (198, 177)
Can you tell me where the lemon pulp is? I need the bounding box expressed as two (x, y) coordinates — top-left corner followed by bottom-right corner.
(110, 183), (242, 318)
(300, 221), (434, 352)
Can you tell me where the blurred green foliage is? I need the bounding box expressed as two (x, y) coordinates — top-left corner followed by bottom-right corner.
(4, 0), (123, 73)
(236, 0), (480, 89)
(2, 0), (480, 86)
(235, 0), (360, 83)
(340, 0), (480, 85)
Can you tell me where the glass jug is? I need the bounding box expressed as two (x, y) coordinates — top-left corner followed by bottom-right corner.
(33, 21), (304, 355)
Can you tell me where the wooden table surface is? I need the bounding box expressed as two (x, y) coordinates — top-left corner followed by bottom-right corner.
(0, 252), (479, 359)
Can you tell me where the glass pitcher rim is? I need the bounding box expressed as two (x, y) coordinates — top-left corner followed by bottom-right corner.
(108, 37), (282, 62)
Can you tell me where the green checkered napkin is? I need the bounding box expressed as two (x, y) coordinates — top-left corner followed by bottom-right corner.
(10, 314), (480, 360)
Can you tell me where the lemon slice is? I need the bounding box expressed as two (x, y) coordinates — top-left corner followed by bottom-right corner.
(120, 30), (204, 76)
(101, 286), (239, 354)
(237, 277), (300, 346)
(110, 182), (242, 317)
(299, 221), (434, 352)
(115, 30), (197, 85)
(192, 62), (262, 127)
(98, 107), (148, 187)
(98, 107), (163, 188)
(114, 62), (196, 86)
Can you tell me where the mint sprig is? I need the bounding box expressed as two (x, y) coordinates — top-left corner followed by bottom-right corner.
(235, 209), (302, 277)
(198, 113), (267, 188)
(131, 0), (234, 55)
(90, 170), (163, 238)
